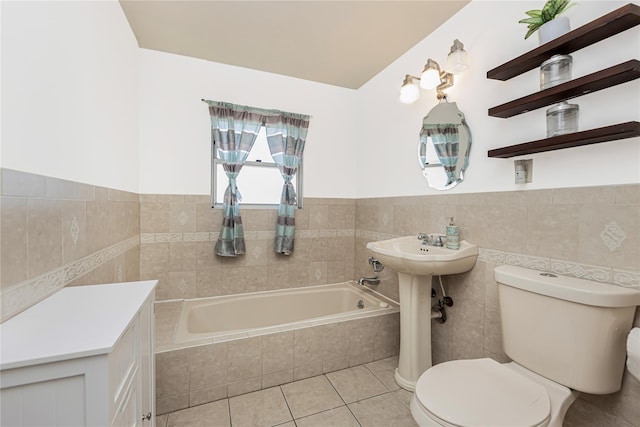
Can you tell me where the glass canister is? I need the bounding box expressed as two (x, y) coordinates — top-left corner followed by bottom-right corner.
(540, 55), (572, 90)
(546, 102), (579, 137)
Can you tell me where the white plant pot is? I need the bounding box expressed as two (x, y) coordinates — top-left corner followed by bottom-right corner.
(538, 16), (571, 44)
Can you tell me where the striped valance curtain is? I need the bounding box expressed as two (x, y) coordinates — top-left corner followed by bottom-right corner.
(264, 113), (310, 255)
(204, 100), (310, 256)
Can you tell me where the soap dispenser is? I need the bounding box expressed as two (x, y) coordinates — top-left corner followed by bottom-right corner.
(446, 217), (459, 250)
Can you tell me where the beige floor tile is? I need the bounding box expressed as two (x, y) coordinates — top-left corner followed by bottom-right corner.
(326, 365), (388, 404)
(274, 423), (296, 427)
(166, 399), (230, 427)
(156, 414), (168, 427)
(295, 406), (360, 427)
(348, 393), (418, 427)
(281, 375), (345, 419)
(365, 356), (400, 391)
(229, 387), (292, 427)
(393, 389), (414, 409)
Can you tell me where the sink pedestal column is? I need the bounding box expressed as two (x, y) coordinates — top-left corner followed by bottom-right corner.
(394, 272), (433, 391)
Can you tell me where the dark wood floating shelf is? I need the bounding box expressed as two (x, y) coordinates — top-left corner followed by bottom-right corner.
(489, 60), (640, 118)
(487, 3), (640, 81)
(487, 121), (640, 158)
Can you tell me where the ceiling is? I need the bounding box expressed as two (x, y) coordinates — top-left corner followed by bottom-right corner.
(119, 1), (469, 89)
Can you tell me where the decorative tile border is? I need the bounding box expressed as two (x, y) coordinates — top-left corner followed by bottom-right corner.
(140, 229), (356, 244)
(357, 230), (639, 289)
(0, 236), (140, 322)
(355, 230), (397, 241)
(613, 270), (640, 288)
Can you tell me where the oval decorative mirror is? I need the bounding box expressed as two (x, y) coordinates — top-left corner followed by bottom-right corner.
(418, 102), (472, 190)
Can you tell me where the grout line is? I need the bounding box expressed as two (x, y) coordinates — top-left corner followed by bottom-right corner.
(226, 396), (233, 426)
(323, 373), (348, 406)
(277, 385), (296, 425)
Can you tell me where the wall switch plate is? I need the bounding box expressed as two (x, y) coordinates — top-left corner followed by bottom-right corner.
(514, 159), (532, 184)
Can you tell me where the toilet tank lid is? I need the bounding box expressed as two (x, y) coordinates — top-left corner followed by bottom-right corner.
(494, 265), (640, 308)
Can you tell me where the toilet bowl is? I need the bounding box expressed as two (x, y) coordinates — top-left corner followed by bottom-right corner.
(410, 265), (640, 427)
(410, 359), (578, 427)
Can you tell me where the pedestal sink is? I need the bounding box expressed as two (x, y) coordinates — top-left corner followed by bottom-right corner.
(366, 236), (478, 391)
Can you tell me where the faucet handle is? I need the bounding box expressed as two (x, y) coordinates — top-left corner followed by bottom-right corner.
(417, 233), (427, 240)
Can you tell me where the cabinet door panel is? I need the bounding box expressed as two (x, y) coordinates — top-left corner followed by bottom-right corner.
(0, 375), (85, 426)
(112, 370), (141, 427)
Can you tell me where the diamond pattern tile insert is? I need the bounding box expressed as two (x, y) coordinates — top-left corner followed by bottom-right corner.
(178, 279), (188, 294)
(70, 216), (80, 245)
(600, 221), (626, 251)
(178, 211), (189, 226)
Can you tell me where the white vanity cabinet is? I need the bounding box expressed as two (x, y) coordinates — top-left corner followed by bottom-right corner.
(0, 280), (157, 426)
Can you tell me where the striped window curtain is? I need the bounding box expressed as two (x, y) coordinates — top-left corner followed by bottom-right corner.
(421, 124), (459, 187)
(264, 112), (310, 255)
(206, 101), (263, 256)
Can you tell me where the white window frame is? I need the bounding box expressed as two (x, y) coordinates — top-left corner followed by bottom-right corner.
(211, 125), (304, 209)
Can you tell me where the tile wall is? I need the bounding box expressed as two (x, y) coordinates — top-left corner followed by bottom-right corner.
(353, 184), (640, 427)
(139, 196), (356, 301)
(2, 168), (638, 426)
(0, 168), (141, 322)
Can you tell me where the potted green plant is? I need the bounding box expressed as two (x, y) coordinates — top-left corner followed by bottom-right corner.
(519, 0), (575, 43)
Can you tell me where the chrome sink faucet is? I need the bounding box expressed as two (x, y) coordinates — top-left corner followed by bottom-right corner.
(417, 233), (444, 247)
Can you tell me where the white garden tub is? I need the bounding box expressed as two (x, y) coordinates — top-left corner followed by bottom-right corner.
(174, 282), (398, 344)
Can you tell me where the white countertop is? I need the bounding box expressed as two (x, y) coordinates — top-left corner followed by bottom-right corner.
(0, 281), (156, 370)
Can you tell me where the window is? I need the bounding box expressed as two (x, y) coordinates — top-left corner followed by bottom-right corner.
(211, 126), (303, 208)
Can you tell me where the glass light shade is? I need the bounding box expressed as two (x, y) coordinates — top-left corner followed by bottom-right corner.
(445, 39), (470, 74)
(420, 67), (441, 90)
(400, 76), (420, 104)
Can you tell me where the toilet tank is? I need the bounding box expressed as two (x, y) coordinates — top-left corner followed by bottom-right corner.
(494, 265), (640, 394)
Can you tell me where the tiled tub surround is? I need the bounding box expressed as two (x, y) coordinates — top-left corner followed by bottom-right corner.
(0, 169), (141, 322)
(354, 184), (640, 427)
(154, 300), (400, 415)
(139, 196), (356, 301)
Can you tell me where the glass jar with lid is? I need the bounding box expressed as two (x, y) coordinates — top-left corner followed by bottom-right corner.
(546, 102), (579, 137)
(540, 55), (572, 90)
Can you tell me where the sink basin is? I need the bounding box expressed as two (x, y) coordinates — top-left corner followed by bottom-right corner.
(366, 236), (478, 276)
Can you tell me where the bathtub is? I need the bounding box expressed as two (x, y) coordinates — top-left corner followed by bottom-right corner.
(155, 281), (401, 415)
(174, 282), (398, 344)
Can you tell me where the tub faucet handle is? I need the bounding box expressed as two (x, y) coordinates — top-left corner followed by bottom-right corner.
(368, 256), (384, 273)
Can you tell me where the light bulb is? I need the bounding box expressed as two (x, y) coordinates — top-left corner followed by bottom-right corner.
(400, 75), (420, 104)
(445, 39), (470, 74)
(420, 68), (441, 90)
(420, 59), (441, 90)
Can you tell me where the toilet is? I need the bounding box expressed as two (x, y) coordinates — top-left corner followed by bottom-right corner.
(410, 265), (640, 427)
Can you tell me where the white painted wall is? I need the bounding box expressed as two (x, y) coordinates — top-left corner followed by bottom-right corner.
(137, 49), (358, 197)
(3, 1), (636, 198)
(356, 0), (640, 198)
(1, 0), (140, 192)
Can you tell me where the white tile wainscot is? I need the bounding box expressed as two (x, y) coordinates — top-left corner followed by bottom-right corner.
(0, 280), (157, 426)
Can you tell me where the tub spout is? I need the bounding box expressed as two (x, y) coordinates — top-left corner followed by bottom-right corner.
(358, 277), (380, 287)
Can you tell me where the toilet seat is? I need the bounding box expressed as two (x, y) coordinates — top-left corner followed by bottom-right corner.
(414, 358), (551, 427)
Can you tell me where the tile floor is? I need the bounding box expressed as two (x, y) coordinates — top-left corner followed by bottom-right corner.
(156, 356), (418, 427)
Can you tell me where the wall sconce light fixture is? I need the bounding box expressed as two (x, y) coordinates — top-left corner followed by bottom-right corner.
(400, 39), (470, 104)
